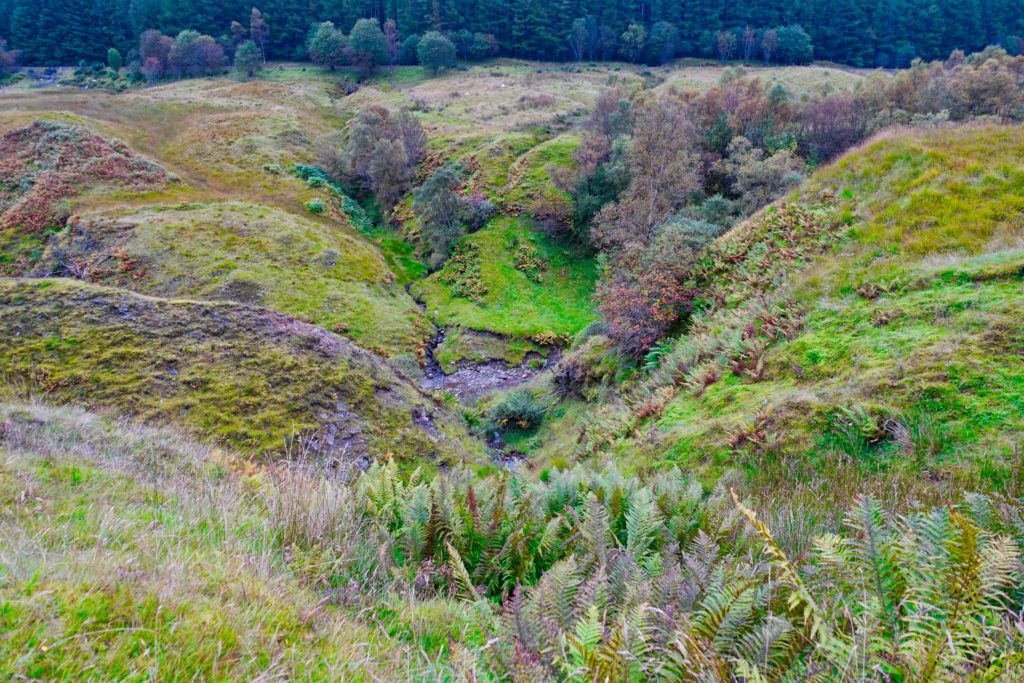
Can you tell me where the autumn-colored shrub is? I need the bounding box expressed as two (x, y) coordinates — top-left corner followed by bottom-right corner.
(0, 121), (168, 237)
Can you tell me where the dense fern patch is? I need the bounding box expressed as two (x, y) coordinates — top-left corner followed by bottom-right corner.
(6, 404), (1020, 682)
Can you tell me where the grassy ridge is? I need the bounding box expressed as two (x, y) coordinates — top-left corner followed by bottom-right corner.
(0, 278), (481, 466)
(47, 200), (429, 356)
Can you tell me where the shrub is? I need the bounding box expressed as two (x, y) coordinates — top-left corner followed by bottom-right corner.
(775, 24), (814, 64)
(305, 198), (325, 214)
(488, 389), (548, 430)
(168, 30), (225, 77)
(399, 34), (421, 65)
(346, 18), (387, 77)
(233, 40), (262, 79)
(329, 106), (425, 215)
(414, 164), (468, 265)
(552, 352), (589, 398)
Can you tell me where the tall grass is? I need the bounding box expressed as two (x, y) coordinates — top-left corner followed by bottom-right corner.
(3, 400), (1023, 680)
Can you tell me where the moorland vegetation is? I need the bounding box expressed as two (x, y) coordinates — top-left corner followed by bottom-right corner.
(1, 13), (1024, 680)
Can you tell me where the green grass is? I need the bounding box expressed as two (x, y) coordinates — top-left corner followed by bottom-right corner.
(531, 125), (1024, 504)
(52, 201), (429, 356)
(0, 402), (487, 680)
(0, 278), (480, 466)
(654, 126), (1024, 490)
(412, 216), (598, 344)
(503, 133), (578, 208)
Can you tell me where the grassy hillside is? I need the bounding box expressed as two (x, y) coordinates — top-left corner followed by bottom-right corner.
(43, 200), (428, 356)
(0, 403), (490, 680)
(538, 125), (1024, 504)
(0, 278), (481, 467)
(4, 400), (1022, 681)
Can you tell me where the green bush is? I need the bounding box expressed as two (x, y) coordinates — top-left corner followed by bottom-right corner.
(488, 389), (548, 431)
(305, 198), (326, 214)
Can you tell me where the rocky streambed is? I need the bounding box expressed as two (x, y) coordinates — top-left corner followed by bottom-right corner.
(419, 325), (558, 401)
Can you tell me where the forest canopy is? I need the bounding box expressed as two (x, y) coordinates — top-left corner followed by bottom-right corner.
(0, 0), (1021, 67)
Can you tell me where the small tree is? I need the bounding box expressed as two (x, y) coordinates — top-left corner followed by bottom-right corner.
(331, 105), (426, 215)
(452, 29), (475, 59)
(569, 18), (587, 61)
(470, 33), (498, 60)
(399, 34), (421, 65)
(249, 7), (268, 63)
(368, 139), (413, 211)
(775, 25), (813, 64)
(620, 23), (647, 63)
(107, 47), (123, 71)
(347, 18), (387, 78)
(168, 30), (226, 77)
(717, 30), (737, 61)
(139, 30), (172, 74)
(597, 217), (724, 355)
(417, 31), (456, 75)
(414, 164), (467, 266)
(644, 21), (679, 65)
(230, 21), (246, 51)
(741, 26), (756, 61)
(0, 36), (21, 74)
(141, 56), (163, 83)
(306, 21), (346, 69)
(383, 19), (400, 70)
(761, 29), (778, 63)
(234, 40), (262, 79)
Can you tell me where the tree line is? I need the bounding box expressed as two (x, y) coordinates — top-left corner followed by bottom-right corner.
(1, 0), (1021, 68)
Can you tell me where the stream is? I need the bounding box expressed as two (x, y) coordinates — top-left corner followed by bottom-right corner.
(419, 325), (559, 401)
(408, 286), (558, 464)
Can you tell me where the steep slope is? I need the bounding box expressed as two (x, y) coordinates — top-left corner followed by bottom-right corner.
(539, 124), (1024, 501)
(0, 278), (482, 467)
(0, 402), (467, 680)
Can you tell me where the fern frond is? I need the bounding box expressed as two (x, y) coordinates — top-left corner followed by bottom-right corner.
(732, 488), (830, 645)
(446, 540), (481, 602)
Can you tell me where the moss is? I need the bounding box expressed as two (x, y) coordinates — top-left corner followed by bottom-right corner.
(0, 278), (481, 465)
(434, 328), (547, 374)
(412, 216), (597, 342)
